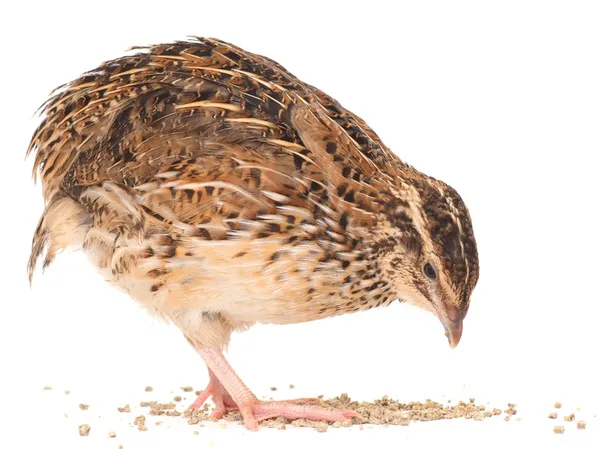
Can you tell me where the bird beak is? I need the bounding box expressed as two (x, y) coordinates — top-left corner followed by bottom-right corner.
(439, 305), (464, 348)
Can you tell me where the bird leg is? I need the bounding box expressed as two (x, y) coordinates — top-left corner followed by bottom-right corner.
(192, 347), (359, 431)
(191, 368), (238, 419)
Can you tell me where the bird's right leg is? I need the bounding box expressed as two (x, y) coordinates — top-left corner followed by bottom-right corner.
(191, 368), (319, 419)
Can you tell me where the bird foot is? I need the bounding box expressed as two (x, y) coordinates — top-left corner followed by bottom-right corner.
(237, 399), (360, 431)
(190, 375), (357, 429)
(190, 374), (238, 419)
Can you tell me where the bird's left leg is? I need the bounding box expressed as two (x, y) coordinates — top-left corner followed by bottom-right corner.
(190, 368), (238, 419)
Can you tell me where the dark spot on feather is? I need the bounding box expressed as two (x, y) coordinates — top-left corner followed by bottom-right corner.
(268, 223), (281, 233)
(310, 181), (323, 192)
(205, 186), (215, 196)
(293, 154), (303, 170)
(150, 284), (160, 292)
(326, 142), (337, 154)
(234, 251), (247, 258)
(147, 268), (164, 278)
(250, 168), (261, 186)
(337, 184), (348, 197)
(344, 190), (355, 203)
(341, 260), (350, 269)
(342, 166), (351, 178)
(197, 229), (212, 240)
(340, 212), (349, 229)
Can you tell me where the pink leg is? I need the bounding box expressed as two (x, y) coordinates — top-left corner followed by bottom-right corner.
(195, 347), (359, 431)
(191, 369), (237, 419)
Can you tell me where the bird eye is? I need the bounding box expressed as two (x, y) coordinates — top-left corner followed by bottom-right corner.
(423, 262), (437, 280)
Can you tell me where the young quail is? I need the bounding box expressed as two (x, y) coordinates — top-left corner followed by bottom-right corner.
(27, 38), (479, 430)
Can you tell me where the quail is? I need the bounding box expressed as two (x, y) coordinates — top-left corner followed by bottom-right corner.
(27, 38), (479, 430)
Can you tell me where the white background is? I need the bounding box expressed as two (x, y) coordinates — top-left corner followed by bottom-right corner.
(1, 1), (599, 448)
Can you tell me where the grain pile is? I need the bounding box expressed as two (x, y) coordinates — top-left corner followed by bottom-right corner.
(183, 393), (514, 430)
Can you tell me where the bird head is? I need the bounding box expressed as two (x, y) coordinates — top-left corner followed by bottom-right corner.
(370, 171), (479, 348)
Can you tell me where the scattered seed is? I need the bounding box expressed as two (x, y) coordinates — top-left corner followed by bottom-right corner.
(564, 413), (575, 422)
(195, 390), (202, 396)
(64, 390), (71, 395)
(469, 397), (475, 404)
(155, 421), (162, 426)
(316, 422), (328, 433)
(270, 387), (277, 391)
(134, 415), (148, 431)
(504, 416), (510, 422)
(118, 404), (131, 413)
(548, 412), (558, 419)
(193, 430), (199, 435)
(577, 421), (586, 430)
(79, 404), (89, 411)
(181, 386), (193, 392)
(108, 431), (116, 438)
(145, 386), (153, 392)
(174, 396), (182, 402)
(289, 384), (295, 389)
(78, 424), (91, 436)
(554, 402), (562, 409)
(43, 386), (52, 391)
(553, 425), (565, 434)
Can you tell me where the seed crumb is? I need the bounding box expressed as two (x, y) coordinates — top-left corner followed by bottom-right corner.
(195, 390), (202, 396)
(504, 416), (510, 422)
(554, 402), (562, 409)
(270, 386), (277, 391)
(43, 386), (52, 391)
(577, 420), (586, 430)
(564, 413), (575, 422)
(316, 422), (328, 432)
(108, 431), (116, 438)
(469, 397), (475, 404)
(134, 415), (148, 431)
(193, 430), (199, 435)
(548, 412), (558, 419)
(79, 403), (89, 410)
(155, 421), (162, 426)
(118, 404), (131, 413)
(64, 390), (71, 395)
(145, 386), (153, 392)
(181, 386), (193, 392)
(174, 396), (182, 402)
(289, 384), (295, 389)
(78, 424), (91, 436)
(553, 425), (565, 434)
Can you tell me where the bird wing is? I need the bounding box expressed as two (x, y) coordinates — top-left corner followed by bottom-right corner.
(28, 37), (403, 202)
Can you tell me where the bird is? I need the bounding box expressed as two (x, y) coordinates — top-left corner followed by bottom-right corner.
(27, 37), (479, 430)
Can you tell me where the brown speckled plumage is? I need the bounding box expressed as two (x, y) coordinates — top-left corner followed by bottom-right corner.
(27, 37), (479, 427)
